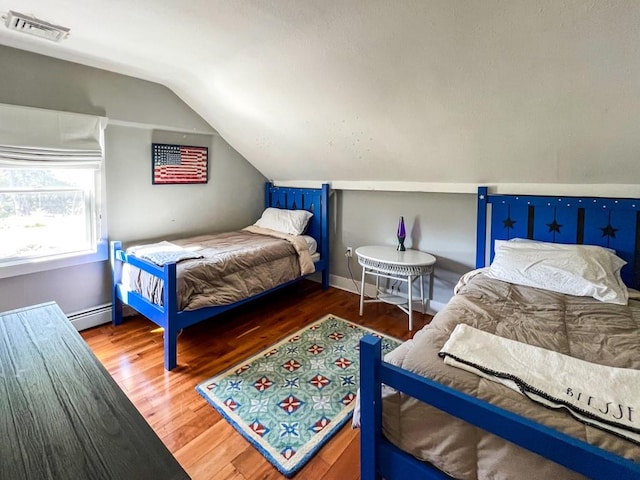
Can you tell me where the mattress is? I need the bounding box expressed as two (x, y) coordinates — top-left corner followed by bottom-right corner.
(122, 228), (314, 311)
(380, 273), (640, 480)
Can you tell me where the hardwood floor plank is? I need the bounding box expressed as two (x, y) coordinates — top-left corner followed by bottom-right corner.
(202, 462), (245, 480)
(292, 456), (332, 480)
(321, 429), (361, 480)
(81, 281), (432, 479)
(318, 423), (359, 465)
(181, 430), (249, 480)
(173, 420), (237, 468)
(232, 447), (293, 480)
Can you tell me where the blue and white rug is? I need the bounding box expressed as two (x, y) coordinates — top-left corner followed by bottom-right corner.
(195, 314), (401, 477)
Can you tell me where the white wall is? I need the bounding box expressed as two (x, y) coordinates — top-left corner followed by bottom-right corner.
(106, 127), (265, 244)
(166, 1), (640, 191)
(329, 190), (477, 309)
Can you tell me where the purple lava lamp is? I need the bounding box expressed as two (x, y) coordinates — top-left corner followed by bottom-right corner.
(397, 216), (406, 251)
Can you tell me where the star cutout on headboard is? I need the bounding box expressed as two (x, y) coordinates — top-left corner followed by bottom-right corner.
(503, 216), (516, 229)
(600, 223), (618, 238)
(546, 220), (562, 233)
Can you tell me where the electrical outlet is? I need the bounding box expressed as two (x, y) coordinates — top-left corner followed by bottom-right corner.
(345, 247), (353, 257)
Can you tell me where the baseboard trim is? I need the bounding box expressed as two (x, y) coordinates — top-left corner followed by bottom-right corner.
(67, 304), (112, 331)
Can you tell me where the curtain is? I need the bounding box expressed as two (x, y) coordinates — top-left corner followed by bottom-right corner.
(0, 103), (107, 166)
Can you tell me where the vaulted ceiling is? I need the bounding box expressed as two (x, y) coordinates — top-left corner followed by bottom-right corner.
(1, 1), (640, 192)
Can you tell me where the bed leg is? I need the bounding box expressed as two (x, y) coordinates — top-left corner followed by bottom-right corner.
(111, 240), (124, 326)
(360, 335), (382, 480)
(322, 268), (330, 289)
(164, 328), (178, 371)
(112, 297), (123, 326)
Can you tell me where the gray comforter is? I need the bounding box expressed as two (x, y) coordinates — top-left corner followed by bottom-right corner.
(380, 272), (640, 480)
(123, 227), (314, 311)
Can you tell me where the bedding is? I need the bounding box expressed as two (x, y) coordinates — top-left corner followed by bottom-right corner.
(375, 272), (640, 480)
(123, 226), (314, 311)
(129, 241), (204, 266)
(253, 207), (313, 235)
(440, 323), (640, 445)
(485, 239), (628, 305)
(301, 235), (318, 255)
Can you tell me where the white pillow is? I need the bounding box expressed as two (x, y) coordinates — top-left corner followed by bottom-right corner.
(254, 207), (313, 235)
(509, 237), (617, 254)
(486, 239), (628, 305)
(301, 235), (318, 255)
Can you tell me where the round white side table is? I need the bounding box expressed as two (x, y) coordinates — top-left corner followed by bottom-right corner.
(356, 245), (436, 330)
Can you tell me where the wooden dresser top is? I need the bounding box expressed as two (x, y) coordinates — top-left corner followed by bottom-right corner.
(0, 302), (189, 479)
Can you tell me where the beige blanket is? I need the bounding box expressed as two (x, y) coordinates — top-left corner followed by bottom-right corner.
(379, 273), (640, 480)
(242, 225), (315, 275)
(440, 323), (640, 445)
(123, 227), (315, 311)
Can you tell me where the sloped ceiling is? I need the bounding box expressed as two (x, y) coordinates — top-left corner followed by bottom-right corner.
(1, 1), (640, 192)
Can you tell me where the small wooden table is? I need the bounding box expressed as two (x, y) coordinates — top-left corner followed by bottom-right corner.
(0, 302), (189, 480)
(356, 245), (436, 330)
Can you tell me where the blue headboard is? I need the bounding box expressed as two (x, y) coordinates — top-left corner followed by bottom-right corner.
(476, 186), (640, 289)
(264, 182), (330, 271)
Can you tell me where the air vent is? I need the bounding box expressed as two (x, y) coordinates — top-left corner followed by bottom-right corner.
(4, 10), (69, 42)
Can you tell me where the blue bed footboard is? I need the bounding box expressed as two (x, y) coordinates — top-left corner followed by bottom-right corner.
(359, 336), (640, 480)
(111, 182), (330, 370)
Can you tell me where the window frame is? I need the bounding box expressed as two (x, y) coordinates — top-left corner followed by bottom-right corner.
(0, 105), (108, 279)
(0, 164), (108, 279)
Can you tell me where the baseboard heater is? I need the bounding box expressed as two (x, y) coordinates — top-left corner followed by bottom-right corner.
(67, 303), (112, 331)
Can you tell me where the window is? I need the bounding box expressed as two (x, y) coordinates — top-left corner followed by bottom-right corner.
(0, 104), (107, 278)
(0, 167), (101, 261)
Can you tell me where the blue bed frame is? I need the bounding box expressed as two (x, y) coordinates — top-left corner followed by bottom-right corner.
(360, 186), (640, 480)
(111, 182), (330, 371)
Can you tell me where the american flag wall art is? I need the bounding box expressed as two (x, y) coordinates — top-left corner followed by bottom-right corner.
(152, 143), (208, 184)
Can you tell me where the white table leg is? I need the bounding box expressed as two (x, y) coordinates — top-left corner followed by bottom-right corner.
(359, 266), (366, 316)
(407, 274), (413, 331)
(375, 274), (380, 299)
(428, 270), (434, 313)
(419, 274), (425, 314)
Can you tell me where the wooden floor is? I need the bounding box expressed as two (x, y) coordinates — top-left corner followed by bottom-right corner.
(80, 281), (432, 480)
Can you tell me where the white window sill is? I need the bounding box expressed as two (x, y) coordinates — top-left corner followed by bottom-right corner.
(0, 240), (109, 279)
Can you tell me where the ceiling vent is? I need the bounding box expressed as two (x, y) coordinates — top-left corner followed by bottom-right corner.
(3, 10), (69, 42)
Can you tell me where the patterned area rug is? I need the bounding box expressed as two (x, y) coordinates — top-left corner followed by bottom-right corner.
(195, 314), (401, 477)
